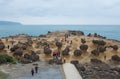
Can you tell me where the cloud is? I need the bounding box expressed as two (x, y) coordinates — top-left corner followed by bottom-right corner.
(0, 0), (120, 24)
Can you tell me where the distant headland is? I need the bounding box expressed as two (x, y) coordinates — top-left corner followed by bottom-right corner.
(0, 21), (22, 25)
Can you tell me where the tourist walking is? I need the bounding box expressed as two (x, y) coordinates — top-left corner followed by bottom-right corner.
(31, 68), (34, 76)
(35, 65), (38, 73)
(7, 45), (9, 49)
(63, 57), (66, 63)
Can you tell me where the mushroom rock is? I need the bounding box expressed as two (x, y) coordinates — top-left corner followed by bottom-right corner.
(0, 41), (5, 50)
(62, 47), (70, 56)
(74, 49), (82, 56)
(44, 47), (52, 55)
(111, 55), (120, 62)
(80, 44), (88, 51)
(97, 46), (106, 52)
(91, 49), (99, 56)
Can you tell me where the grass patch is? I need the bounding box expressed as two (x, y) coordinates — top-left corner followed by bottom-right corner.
(0, 71), (8, 79)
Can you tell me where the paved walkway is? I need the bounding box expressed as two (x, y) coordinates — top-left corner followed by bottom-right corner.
(5, 65), (64, 79)
(16, 67), (64, 79)
(63, 63), (83, 79)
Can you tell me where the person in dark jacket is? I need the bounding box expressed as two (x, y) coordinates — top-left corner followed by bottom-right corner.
(31, 68), (34, 76)
(35, 65), (38, 73)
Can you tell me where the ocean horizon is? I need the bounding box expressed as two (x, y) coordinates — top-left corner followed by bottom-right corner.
(0, 25), (120, 41)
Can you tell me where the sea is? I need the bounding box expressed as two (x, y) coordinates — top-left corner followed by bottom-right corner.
(0, 25), (120, 41)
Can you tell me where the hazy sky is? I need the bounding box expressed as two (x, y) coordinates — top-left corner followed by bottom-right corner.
(0, 0), (120, 24)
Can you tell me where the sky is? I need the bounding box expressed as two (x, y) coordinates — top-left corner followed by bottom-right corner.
(0, 0), (120, 25)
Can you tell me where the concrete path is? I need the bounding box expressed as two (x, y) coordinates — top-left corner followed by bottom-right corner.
(6, 65), (64, 79)
(63, 63), (83, 79)
(15, 67), (63, 79)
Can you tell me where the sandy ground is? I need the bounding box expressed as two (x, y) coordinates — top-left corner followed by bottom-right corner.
(1, 34), (120, 64)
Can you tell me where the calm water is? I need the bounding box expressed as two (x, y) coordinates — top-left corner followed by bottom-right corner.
(0, 25), (120, 41)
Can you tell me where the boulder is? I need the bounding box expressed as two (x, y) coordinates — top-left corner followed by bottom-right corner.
(44, 47), (52, 55)
(22, 51), (40, 63)
(110, 45), (119, 51)
(21, 58), (31, 64)
(0, 41), (5, 50)
(74, 49), (82, 56)
(62, 47), (70, 56)
(24, 53), (30, 59)
(68, 30), (84, 36)
(13, 48), (23, 57)
(91, 49), (99, 56)
(56, 42), (62, 48)
(10, 45), (19, 52)
(91, 59), (102, 64)
(97, 46), (106, 52)
(92, 40), (106, 46)
(111, 55), (120, 62)
(81, 38), (86, 44)
(80, 44), (88, 51)
(71, 60), (79, 65)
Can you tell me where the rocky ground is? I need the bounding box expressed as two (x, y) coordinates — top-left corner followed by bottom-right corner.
(0, 30), (120, 79)
(73, 60), (120, 79)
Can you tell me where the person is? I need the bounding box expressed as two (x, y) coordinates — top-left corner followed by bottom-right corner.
(63, 57), (66, 63)
(35, 65), (38, 73)
(104, 55), (106, 60)
(6, 38), (8, 42)
(7, 45), (10, 49)
(70, 40), (72, 45)
(31, 68), (34, 76)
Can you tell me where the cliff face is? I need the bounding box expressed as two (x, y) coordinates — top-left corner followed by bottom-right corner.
(0, 21), (22, 25)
